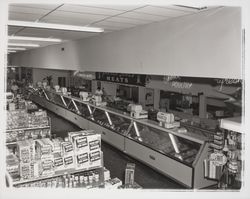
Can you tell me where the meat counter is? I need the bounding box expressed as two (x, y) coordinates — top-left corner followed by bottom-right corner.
(29, 89), (217, 188)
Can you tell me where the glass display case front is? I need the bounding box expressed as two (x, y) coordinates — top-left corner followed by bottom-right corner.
(126, 121), (201, 165)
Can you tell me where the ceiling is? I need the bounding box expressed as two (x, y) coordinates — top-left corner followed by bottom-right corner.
(8, 4), (217, 52)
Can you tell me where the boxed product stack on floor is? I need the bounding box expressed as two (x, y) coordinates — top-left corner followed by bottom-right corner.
(5, 129), (122, 188)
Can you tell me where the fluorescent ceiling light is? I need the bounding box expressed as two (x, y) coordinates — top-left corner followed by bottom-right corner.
(8, 47), (26, 50)
(8, 36), (62, 42)
(8, 50), (16, 53)
(8, 43), (40, 47)
(8, 20), (104, 33)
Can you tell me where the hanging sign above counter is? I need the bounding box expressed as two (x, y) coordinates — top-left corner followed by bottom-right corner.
(95, 72), (147, 86)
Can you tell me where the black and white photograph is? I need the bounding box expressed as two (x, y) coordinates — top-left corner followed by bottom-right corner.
(0, 0), (249, 199)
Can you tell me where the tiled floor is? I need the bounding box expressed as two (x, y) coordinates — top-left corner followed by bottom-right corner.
(47, 110), (185, 189)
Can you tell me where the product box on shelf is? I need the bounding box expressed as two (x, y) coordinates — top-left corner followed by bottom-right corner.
(61, 141), (74, 156)
(71, 130), (101, 153)
(63, 154), (75, 170)
(39, 160), (55, 177)
(89, 150), (102, 168)
(36, 139), (53, 158)
(53, 153), (64, 172)
(51, 139), (62, 154)
(6, 154), (19, 176)
(75, 152), (89, 170)
(20, 162), (31, 180)
(105, 177), (122, 189)
(16, 140), (35, 163)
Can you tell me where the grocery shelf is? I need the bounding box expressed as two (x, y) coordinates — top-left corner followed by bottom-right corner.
(6, 125), (50, 132)
(6, 165), (103, 187)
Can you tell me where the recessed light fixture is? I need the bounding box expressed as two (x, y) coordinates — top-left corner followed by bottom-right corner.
(8, 47), (26, 51)
(8, 20), (104, 33)
(8, 43), (40, 47)
(8, 36), (62, 42)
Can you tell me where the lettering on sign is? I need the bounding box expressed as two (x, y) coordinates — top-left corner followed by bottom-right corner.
(171, 81), (193, 89)
(96, 72), (146, 86)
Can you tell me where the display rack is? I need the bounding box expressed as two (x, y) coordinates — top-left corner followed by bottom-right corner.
(6, 162), (104, 188)
(29, 88), (218, 189)
(6, 117), (51, 146)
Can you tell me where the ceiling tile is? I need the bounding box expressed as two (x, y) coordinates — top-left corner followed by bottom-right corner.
(94, 20), (135, 29)
(119, 11), (167, 21)
(58, 4), (124, 16)
(86, 5), (146, 11)
(10, 4), (61, 10)
(9, 5), (52, 15)
(135, 5), (191, 17)
(8, 26), (23, 35)
(40, 10), (107, 26)
(9, 12), (43, 21)
(159, 5), (198, 13)
(106, 16), (151, 25)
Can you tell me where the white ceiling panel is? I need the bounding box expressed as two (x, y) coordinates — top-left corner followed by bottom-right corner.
(58, 4), (124, 16)
(8, 26), (23, 35)
(106, 16), (151, 25)
(40, 10), (107, 26)
(135, 5), (191, 17)
(10, 4), (61, 10)
(9, 5), (52, 15)
(9, 12), (44, 21)
(94, 20), (135, 29)
(159, 5), (198, 13)
(119, 11), (167, 21)
(85, 5), (146, 11)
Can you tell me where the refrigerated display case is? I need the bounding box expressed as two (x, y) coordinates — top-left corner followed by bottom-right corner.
(29, 89), (217, 188)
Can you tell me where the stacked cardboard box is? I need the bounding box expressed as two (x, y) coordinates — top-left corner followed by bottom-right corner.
(16, 140), (35, 180)
(61, 141), (75, 170)
(36, 139), (54, 177)
(68, 130), (101, 170)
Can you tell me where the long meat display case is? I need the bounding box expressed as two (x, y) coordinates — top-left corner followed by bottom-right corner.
(29, 89), (216, 189)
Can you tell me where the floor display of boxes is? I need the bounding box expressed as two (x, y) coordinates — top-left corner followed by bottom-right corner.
(28, 88), (220, 189)
(6, 130), (106, 188)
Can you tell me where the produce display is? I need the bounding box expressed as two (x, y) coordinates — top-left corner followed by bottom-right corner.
(7, 130), (102, 185)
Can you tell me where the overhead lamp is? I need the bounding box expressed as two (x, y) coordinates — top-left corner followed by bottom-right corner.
(8, 43), (40, 47)
(8, 36), (62, 42)
(8, 20), (104, 33)
(8, 50), (17, 53)
(8, 47), (26, 51)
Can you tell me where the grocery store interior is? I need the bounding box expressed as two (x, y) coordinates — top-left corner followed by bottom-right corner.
(4, 3), (244, 191)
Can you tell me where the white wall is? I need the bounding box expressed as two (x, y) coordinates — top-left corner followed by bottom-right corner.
(32, 68), (71, 87)
(10, 7), (241, 79)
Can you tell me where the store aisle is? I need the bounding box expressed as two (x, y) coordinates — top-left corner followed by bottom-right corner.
(47, 110), (185, 189)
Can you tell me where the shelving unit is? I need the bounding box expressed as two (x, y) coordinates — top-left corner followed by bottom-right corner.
(6, 165), (104, 188)
(29, 88), (218, 189)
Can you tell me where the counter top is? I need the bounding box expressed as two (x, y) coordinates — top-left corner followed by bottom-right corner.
(42, 89), (212, 143)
